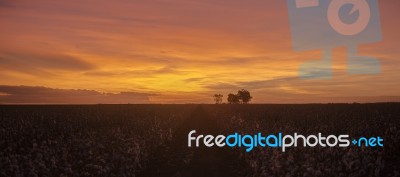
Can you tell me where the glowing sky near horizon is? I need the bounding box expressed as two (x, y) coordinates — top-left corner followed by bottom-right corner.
(0, 0), (399, 103)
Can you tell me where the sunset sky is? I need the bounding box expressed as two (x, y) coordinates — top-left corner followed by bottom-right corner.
(0, 0), (399, 103)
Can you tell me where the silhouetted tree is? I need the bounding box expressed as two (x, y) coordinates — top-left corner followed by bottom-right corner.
(227, 93), (240, 104)
(237, 89), (252, 104)
(213, 94), (223, 104)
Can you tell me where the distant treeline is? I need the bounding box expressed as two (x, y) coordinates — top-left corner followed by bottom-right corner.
(213, 89), (252, 104)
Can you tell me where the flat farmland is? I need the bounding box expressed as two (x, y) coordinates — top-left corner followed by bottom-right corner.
(0, 104), (399, 177)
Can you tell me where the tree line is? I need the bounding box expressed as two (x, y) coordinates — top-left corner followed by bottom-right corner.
(213, 89), (252, 104)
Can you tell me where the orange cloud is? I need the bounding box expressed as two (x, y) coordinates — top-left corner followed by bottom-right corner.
(0, 0), (399, 103)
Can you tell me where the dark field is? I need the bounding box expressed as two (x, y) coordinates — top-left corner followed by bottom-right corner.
(0, 104), (399, 177)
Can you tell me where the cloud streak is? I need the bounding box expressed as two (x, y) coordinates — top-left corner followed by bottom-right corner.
(0, 51), (95, 74)
(0, 85), (153, 104)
